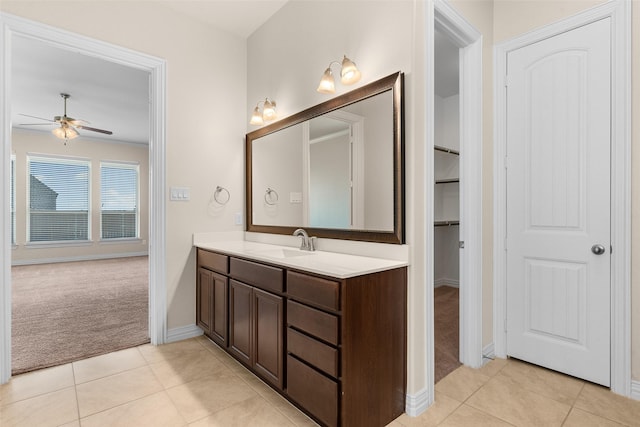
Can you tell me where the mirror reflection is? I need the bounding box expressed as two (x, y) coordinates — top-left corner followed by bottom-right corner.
(246, 72), (404, 244)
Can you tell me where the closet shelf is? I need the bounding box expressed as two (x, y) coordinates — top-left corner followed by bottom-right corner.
(434, 220), (460, 227)
(434, 145), (460, 155)
(435, 178), (459, 184)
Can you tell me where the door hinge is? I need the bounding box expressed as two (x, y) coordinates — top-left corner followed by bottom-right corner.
(459, 241), (465, 249)
(505, 75), (511, 87)
(610, 245), (613, 254)
(504, 155), (508, 170)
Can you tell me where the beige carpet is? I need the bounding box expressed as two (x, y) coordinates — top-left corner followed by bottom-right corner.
(435, 285), (461, 383)
(11, 256), (150, 375)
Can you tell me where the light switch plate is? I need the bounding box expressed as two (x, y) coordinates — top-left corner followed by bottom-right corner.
(290, 192), (302, 203)
(170, 186), (190, 201)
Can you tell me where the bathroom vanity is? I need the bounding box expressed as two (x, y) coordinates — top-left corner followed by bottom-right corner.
(195, 241), (407, 427)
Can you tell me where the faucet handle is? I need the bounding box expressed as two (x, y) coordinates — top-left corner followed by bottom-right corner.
(309, 236), (317, 251)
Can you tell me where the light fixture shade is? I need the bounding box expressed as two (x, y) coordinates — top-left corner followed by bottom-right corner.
(317, 67), (336, 94)
(340, 55), (361, 85)
(249, 105), (264, 125)
(262, 99), (277, 121)
(52, 125), (79, 140)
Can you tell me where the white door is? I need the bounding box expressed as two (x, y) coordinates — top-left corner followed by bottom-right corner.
(505, 17), (611, 386)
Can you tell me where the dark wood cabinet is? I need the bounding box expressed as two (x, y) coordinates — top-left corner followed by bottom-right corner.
(229, 279), (252, 365)
(253, 287), (283, 388)
(228, 281), (284, 390)
(210, 272), (228, 346)
(196, 267), (213, 335)
(196, 247), (406, 427)
(286, 268), (407, 427)
(196, 250), (228, 347)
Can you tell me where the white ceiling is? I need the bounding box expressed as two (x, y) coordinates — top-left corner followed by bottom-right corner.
(12, 35), (151, 145)
(11, 1), (459, 145)
(11, 1), (288, 145)
(161, 0), (288, 39)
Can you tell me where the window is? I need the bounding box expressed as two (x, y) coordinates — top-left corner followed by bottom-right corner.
(28, 155), (90, 243)
(101, 162), (139, 240)
(10, 155), (15, 244)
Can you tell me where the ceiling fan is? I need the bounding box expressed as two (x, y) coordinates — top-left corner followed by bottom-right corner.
(19, 93), (113, 141)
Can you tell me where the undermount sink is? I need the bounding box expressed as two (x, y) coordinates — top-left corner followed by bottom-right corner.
(251, 248), (316, 259)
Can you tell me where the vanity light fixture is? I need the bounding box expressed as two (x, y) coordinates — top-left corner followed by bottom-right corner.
(249, 98), (277, 125)
(317, 55), (362, 94)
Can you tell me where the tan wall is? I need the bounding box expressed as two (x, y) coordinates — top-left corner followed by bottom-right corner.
(451, 0), (640, 381)
(0, 1), (248, 330)
(11, 129), (149, 263)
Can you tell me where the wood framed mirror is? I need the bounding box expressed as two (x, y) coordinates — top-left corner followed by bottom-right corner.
(246, 71), (404, 244)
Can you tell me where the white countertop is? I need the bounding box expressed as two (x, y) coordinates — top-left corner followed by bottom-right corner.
(195, 240), (407, 279)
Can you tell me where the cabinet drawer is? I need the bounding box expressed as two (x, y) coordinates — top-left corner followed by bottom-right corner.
(287, 271), (340, 311)
(198, 249), (228, 274)
(230, 257), (283, 293)
(287, 355), (338, 427)
(287, 328), (338, 378)
(287, 300), (338, 346)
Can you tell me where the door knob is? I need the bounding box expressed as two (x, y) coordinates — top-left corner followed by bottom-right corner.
(591, 244), (606, 255)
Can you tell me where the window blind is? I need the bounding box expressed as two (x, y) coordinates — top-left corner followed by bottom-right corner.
(101, 162), (139, 239)
(28, 155), (90, 242)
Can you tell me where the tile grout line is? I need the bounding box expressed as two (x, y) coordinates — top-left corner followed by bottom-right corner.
(71, 364), (81, 425)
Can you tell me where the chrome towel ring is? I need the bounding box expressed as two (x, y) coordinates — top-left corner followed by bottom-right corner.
(213, 186), (230, 205)
(265, 187), (279, 205)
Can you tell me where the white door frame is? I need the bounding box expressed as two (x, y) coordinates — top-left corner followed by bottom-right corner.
(0, 13), (168, 384)
(434, 0), (483, 369)
(493, 0), (631, 396)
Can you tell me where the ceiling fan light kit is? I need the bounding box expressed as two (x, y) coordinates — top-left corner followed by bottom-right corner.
(19, 93), (113, 143)
(51, 124), (78, 141)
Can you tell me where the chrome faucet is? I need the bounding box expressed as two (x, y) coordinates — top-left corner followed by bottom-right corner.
(293, 228), (316, 251)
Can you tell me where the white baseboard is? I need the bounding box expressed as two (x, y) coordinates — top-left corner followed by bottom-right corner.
(166, 324), (203, 343)
(631, 380), (640, 401)
(11, 251), (149, 266)
(434, 278), (459, 288)
(405, 387), (431, 417)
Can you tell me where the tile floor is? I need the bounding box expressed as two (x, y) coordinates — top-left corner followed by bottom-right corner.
(1, 336), (640, 426)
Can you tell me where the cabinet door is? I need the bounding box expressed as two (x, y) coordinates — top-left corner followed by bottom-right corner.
(229, 280), (252, 366)
(196, 268), (213, 335)
(253, 288), (283, 390)
(210, 272), (228, 347)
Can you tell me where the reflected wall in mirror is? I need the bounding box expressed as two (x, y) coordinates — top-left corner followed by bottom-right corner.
(246, 72), (404, 244)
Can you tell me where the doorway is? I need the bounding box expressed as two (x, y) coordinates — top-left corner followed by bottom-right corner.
(431, 1), (483, 382)
(0, 13), (167, 383)
(433, 27), (461, 382)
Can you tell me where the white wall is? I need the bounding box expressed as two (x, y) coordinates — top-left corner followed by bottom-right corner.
(11, 129), (149, 264)
(0, 1), (248, 331)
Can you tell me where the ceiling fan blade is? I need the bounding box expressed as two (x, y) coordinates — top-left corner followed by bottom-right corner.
(76, 125), (113, 135)
(66, 117), (89, 126)
(18, 123), (55, 126)
(18, 113), (55, 123)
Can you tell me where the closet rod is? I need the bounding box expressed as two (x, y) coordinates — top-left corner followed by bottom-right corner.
(434, 220), (460, 227)
(434, 145), (460, 155)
